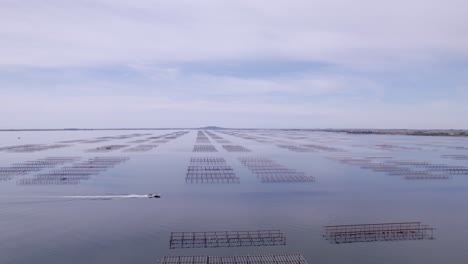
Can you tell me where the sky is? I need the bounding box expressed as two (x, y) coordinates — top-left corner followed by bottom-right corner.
(1, 0), (467, 129)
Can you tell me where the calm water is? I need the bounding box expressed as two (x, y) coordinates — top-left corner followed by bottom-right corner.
(1, 130), (468, 264)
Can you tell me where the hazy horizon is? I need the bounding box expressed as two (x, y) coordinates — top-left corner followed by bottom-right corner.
(0, 127), (467, 130)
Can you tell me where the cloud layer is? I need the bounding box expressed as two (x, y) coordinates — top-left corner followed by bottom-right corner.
(1, 0), (467, 128)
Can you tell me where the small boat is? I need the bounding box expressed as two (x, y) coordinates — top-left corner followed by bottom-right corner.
(147, 193), (161, 198)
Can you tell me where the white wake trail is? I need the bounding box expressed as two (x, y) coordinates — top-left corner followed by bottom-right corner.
(1, 194), (160, 205)
(59, 194), (149, 199)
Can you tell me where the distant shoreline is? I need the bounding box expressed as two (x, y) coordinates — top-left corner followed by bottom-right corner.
(315, 129), (468, 137)
(0, 128), (467, 137)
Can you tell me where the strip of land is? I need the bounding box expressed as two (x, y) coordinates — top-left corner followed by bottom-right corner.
(315, 129), (468, 137)
(0, 128), (467, 137)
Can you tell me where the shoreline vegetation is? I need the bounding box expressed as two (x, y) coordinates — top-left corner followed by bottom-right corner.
(0, 128), (467, 137)
(315, 129), (468, 137)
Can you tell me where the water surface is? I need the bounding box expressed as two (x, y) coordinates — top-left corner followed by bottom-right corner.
(1, 130), (468, 264)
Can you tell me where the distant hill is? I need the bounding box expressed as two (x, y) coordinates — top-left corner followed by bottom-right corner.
(198, 126), (225, 130)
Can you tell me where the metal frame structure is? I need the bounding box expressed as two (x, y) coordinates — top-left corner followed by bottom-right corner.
(222, 145), (251, 152)
(161, 254), (308, 264)
(169, 230), (286, 249)
(186, 156), (238, 184)
(193, 145), (218, 152)
(204, 131), (223, 140)
(276, 145), (315, 152)
(329, 156), (453, 180)
(17, 156), (129, 185)
(239, 157), (315, 183)
(0, 144), (70, 153)
(323, 222), (435, 244)
(195, 131), (211, 143)
(123, 144), (159, 152)
(442, 154), (468, 160)
(87, 145), (129, 152)
(0, 157), (79, 181)
(302, 144), (344, 152)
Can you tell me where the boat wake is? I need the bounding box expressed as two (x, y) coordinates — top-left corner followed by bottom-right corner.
(60, 194), (149, 200)
(1, 194), (160, 205)
(59, 193), (160, 200)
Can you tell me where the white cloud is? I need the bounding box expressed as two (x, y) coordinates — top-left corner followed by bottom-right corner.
(1, 0), (467, 68)
(0, 64), (382, 98)
(1, 93), (466, 129)
(0, 0), (466, 128)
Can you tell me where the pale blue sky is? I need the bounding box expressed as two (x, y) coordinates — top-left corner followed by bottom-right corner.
(1, 0), (467, 128)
